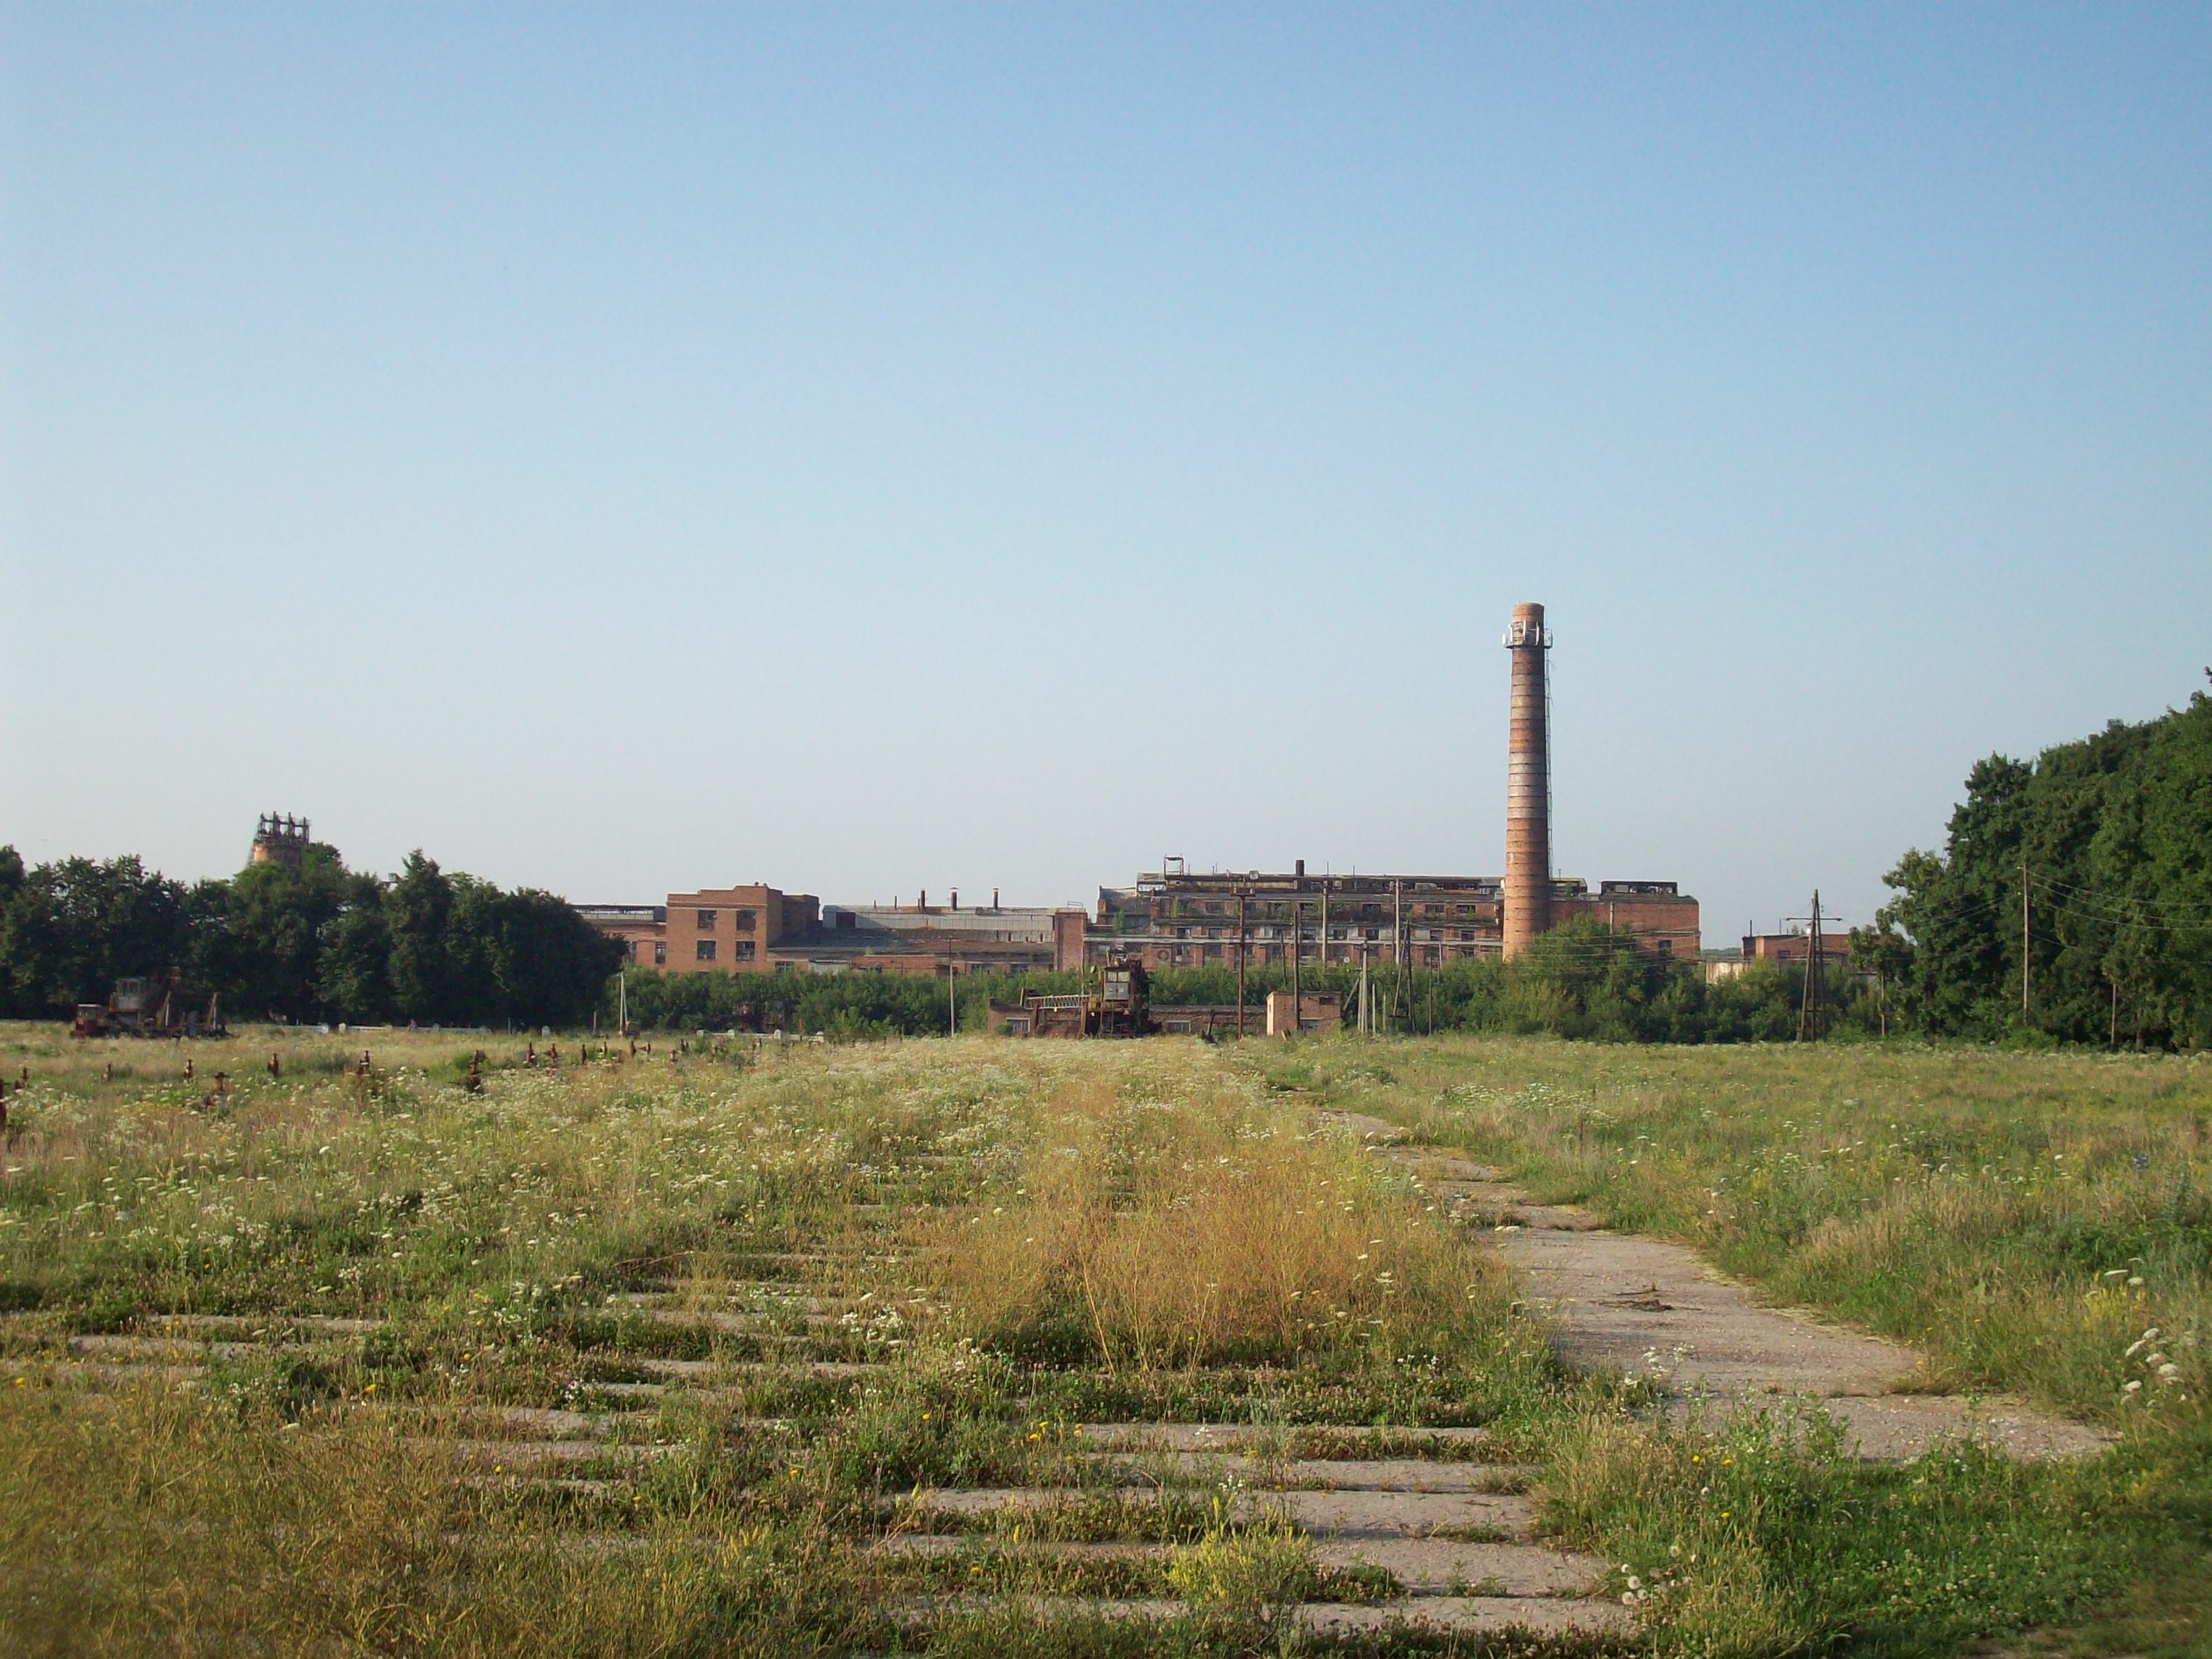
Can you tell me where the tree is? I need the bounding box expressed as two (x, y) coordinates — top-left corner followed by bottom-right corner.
(0, 856), (192, 1016)
(316, 885), (394, 1023)
(190, 843), (359, 1022)
(384, 853), (458, 1023)
(1883, 685), (2212, 1047)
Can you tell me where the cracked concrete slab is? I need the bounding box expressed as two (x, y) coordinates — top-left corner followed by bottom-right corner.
(1077, 1422), (1494, 1452)
(1314, 1537), (1608, 1597)
(1300, 1595), (1635, 1635)
(1501, 1225), (1917, 1396)
(1261, 1488), (1536, 1538)
(1370, 1131), (2117, 1464)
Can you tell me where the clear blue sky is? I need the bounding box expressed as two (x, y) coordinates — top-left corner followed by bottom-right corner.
(4, 4), (2206, 940)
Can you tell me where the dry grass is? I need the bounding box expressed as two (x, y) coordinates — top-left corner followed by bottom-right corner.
(919, 1047), (1512, 1370)
(0, 1378), (861, 1659)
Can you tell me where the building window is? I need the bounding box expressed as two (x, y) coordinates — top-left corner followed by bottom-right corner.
(696, 940), (718, 962)
(696, 909), (717, 930)
(1658, 938), (1673, 957)
(653, 942), (666, 965)
(733, 909), (756, 931)
(733, 941), (756, 961)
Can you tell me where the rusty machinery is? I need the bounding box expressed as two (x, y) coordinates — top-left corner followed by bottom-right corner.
(999, 953), (1157, 1039)
(72, 970), (227, 1040)
(1088, 955), (1154, 1037)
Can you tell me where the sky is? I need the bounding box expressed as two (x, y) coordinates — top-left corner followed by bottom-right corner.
(3, 4), (2207, 941)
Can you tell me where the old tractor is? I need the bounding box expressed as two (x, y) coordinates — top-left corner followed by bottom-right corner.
(72, 970), (227, 1039)
(1088, 955), (1154, 1037)
(991, 954), (1156, 1038)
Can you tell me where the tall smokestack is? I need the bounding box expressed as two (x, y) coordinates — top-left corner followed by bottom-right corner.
(1503, 601), (1551, 957)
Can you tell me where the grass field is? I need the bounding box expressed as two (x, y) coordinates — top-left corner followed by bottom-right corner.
(0, 1023), (2205, 1658)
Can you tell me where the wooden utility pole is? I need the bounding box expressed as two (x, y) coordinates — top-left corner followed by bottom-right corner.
(1357, 944), (1372, 1037)
(2022, 858), (2032, 1018)
(1797, 891), (1825, 1042)
(1290, 889), (1301, 1034)
(947, 963), (958, 1037)
(1236, 886), (1247, 1039)
(1320, 885), (1330, 970)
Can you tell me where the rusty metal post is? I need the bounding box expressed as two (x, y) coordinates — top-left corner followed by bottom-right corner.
(1503, 601), (1552, 958)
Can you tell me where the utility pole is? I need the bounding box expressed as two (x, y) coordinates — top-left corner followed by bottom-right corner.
(1320, 885), (1330, 970)
(2022, 857), (2032, 1018)
(1391, 879), (1404, 1034)
(947, 962), (958, 1037)
(1358, 944), (1372, 1037)
(1236, 886), (1248, 1039)
(618, 970), (627, 1034)
(1291, 879), (1302, 1035)
(1797, 891), (1825, 1042)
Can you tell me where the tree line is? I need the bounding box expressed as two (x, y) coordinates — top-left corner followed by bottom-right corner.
(0, 843), (620, 1029)
(612, 916), (1858, 1042)
(1859, 677), (2211, 1050)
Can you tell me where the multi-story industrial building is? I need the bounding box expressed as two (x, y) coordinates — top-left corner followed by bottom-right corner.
(577, 904), (667, 966)
(581, 886), (1086, 976)
(583, 600), (1698, 987)
(1087, 861), (1697, 971)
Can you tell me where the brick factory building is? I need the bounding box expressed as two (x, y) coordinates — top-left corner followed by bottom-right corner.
(581, 601), (1699, 987)
(577, 905), (668, 966)
(1086, 861), (1698, 971)
(581, 886), (1087, 976)
(1739, 930), (1838, 968)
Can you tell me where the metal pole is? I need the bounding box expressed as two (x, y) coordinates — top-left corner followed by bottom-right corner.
(1291, 884), (1301, 1035)
(948, 962), (958, 1037)
(1392, 878), (1403, 1034)
(2022, 858), (2031, 1018)
(1236, 887), (1246, 1039)
(618, 970), (626, 1033)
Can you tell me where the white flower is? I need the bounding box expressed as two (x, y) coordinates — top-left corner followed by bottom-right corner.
(2124, 1380), (2143, 1393)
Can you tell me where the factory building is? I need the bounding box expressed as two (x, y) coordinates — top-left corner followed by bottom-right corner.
(577, 904), (667, 966)
(1083, 600), (1697, 970)
(583, 600), (1699, 985)
(581, 886), (1086, 976)
(1088, 864), (1697, 971)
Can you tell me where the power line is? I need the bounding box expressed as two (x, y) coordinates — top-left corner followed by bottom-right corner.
(2026, 874), (2212, 932)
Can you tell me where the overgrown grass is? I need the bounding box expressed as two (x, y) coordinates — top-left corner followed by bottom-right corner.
(1269, 1035), (2212, 1658)
(920, 1058), (1533, 1377)
(5, 1025), (2208, 1656)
